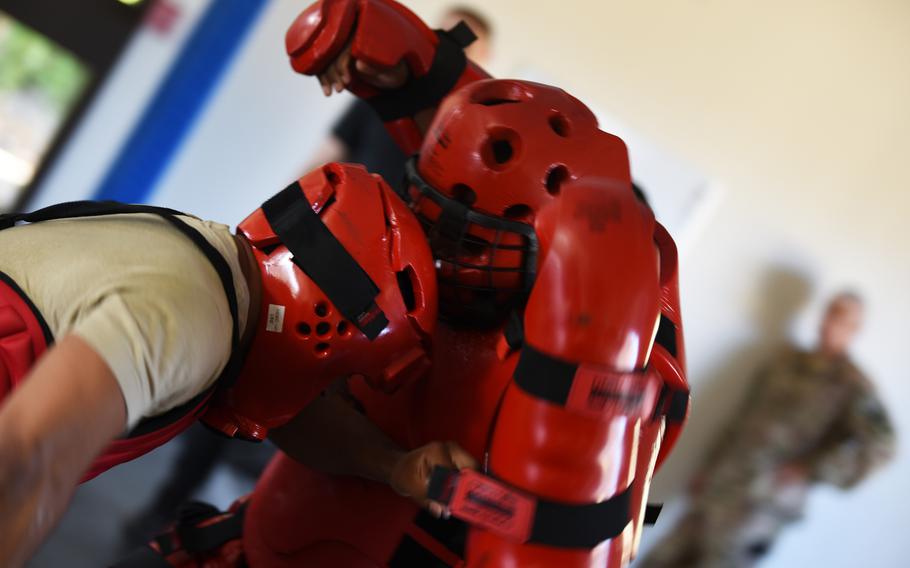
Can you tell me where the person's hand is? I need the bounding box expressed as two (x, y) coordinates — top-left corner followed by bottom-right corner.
(389, 441), (478, 518)
(317, 42), (409, 96)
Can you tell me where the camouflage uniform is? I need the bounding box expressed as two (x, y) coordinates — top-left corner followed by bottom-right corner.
(638, 347), (895, 568)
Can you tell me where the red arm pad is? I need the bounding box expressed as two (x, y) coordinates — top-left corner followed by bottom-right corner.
(468, 182), (688, 565)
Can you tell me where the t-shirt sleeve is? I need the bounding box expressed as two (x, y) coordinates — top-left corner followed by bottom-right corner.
(72, 285), (233, 429)
(331, 100), (373, 152)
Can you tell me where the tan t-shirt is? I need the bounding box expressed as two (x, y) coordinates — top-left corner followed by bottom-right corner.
(0, 213), (250, 428)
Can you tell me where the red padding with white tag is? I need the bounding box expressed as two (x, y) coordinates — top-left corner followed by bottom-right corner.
(431, 468), (537, 543)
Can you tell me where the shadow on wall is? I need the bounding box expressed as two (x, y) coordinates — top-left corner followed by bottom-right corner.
(651, 265), (813, 498)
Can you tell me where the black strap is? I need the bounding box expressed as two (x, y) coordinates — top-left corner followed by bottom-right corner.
(530, 484), (632, 548)
(512, 343), (578, 405)
(644, 503), (663, 525)
(428, 467), (632, 549)
(261, 181), (388, 340)
(108, 544), (174, 568)
(514, 343), (689, 422)
(176, 501), (248, 554)
(368, 23), (476, 122)
(0, 200), (243, 437)
(109, 502), (247, 567)
(654, 383), (689, 424)
(0, 200), (184, 229)
(503, 310), (524, 351)
(654, 313), (678, 358)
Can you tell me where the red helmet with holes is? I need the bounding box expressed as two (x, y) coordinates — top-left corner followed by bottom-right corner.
(405, 79), (633, 324)
(202, 163), (437, 441)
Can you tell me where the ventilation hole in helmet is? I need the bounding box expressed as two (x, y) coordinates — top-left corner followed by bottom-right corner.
(315, 342), (331, 356)
(503, 204), (532, 220)
(314, 302), (329, 317)
(296, 322), (311, 336)
(396, 268), (417, 311)
(549, 113), (571, 137)
(451, 184), (477, 206)
(477, 98), (521, 107)
(324, 168), (341, 186)
(481, 128), (521, 171)
(336, 321), (350, 336)
(545, 165), (570, 195)
(492, 140), (513, 164)
(315, 321), (331, 337)
(469, 80), (533, 106)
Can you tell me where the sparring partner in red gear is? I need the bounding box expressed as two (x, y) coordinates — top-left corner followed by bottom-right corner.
(0, 164), (483, 566)
(133, 1), (690, 567)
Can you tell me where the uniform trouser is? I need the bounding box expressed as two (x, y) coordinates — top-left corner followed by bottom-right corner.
(635, 502), (792, 568)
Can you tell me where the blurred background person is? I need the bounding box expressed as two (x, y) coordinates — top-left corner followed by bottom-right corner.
(638, 291), (895, 568)
(303, 5), (494, 195)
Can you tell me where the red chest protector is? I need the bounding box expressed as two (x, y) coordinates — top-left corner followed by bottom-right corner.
(0, 202), (243, 482)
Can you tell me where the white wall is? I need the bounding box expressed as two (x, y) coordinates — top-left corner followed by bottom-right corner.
(148, 1), (349, 222)
(32, 0), (212, 207)
(33, 0), (909, 565)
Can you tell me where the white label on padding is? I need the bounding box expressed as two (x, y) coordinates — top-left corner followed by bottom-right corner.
(266, 304), (285, 333)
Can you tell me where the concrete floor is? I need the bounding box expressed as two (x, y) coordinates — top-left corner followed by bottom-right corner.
(28, 428), (270, 567)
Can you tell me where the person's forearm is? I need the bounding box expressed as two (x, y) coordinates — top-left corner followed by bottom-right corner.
(269, 390), (405, 485)
(0, 425), (39, 567)
(0, 415), (73, 567)
(0, 335), (126, 567)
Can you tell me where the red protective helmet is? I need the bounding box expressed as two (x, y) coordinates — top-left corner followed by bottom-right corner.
(203, 163), (437, 441)
(405, 79), (633, 324)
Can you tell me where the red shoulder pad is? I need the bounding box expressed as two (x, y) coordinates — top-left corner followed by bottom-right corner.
(524, 179), (660, 369)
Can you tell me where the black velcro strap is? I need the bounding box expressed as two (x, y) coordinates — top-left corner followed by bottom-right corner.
(446, 20), (478, 48)
(176, 501), (248, 554)
(428, 467), (632, 549)
(261, 182), (388, 340)
(665, 389), (689, 423)
(367, 25), (472, 122)
(504, 310), (524, 350)
(530, 484), (632, 548)
(108, 545), (173, 568)
(513, 343), (578, 405)
(654, 314), (678, 358)
(644, 503), (663, 525)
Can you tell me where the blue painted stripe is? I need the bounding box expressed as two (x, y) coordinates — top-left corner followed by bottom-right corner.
(94, 0), (268, 203)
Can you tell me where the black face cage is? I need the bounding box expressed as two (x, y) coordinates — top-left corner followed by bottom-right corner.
(404, 157), (539, 324)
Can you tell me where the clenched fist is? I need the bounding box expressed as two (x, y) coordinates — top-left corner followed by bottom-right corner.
(390, 440), (478, 518)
